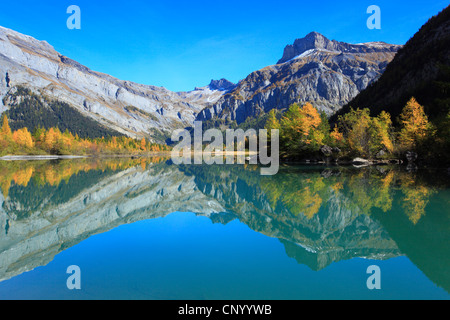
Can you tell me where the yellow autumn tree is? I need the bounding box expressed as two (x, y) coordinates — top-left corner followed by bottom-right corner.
(340, 108), (372, 157)
(337, 108), (394, 158)
(369, 111), (394, 154)
(0, 115), (13, 155)
(401, 177), (434, 225)
(1, 114), (12, 140)
(44, 127), (58, 153)
(398, 97), (434, 151)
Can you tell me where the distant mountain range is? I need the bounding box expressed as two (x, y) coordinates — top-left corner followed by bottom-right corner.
(0, 24), (404, 140)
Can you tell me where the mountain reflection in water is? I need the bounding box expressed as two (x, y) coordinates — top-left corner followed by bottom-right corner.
(0, 157), (448, 296)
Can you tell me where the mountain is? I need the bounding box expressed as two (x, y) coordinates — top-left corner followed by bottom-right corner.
(0, 26), (229, 141)
(333, 5), (450, 122)
(207, 78), (237, 91)
(197, 32), (401, 125)
(176, 79), (236, 106)
(277, 31), (397, 64)
(0, 25), (402, 140)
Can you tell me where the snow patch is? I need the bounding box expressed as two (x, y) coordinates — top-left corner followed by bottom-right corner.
(283, 48), (340, 64)
(356, 42), (389, 48)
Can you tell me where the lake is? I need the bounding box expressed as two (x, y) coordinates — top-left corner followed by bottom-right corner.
(0, 157), (448, 300)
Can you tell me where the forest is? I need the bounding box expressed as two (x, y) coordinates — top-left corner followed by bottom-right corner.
(264, 97), (450, 164)
(3, 86), (123, 139)
(1, 89), (449, 166)
(0, 114), (170, 157)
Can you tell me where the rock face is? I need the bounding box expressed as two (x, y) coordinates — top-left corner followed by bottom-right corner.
(0, 25), (229, 139)
(197, 32), (401, 124)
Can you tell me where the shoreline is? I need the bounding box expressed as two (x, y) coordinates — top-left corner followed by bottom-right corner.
(0, 155), (88, 161)
(0, 151), (257, 161)
(0, 152), (171, 161)
(1, 153), (447, 171)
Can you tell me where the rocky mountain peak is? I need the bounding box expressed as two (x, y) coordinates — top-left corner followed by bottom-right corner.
(277, 32), (400, 64)
(296, 31), (331, 49)
(277, 32), (332, 64)
(208, 78), (236, 91)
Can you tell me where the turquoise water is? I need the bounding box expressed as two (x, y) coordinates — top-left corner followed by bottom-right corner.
(0, 158), (448, 300)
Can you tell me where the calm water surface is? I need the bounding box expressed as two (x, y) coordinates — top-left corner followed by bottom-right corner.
(0, 157), (448, 300)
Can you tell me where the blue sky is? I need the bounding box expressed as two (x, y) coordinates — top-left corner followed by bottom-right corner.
(0, 0), (448, 92)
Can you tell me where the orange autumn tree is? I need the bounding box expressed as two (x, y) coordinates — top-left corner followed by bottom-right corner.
(140, 137), (147, 151)
(0, 114), (14, 155)
(298, 102), (322, 137)
(301, 102), (325, 149)
(398, 97), (434, 151)
(330, 125), (344, 147)
(12, 127), (34, 148)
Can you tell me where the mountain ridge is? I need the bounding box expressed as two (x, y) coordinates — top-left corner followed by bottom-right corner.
(277, 31), (400, 64)
(197, 32), (402, 124)
(0, 25), (401, 140)
(0, 25), (229, 141)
